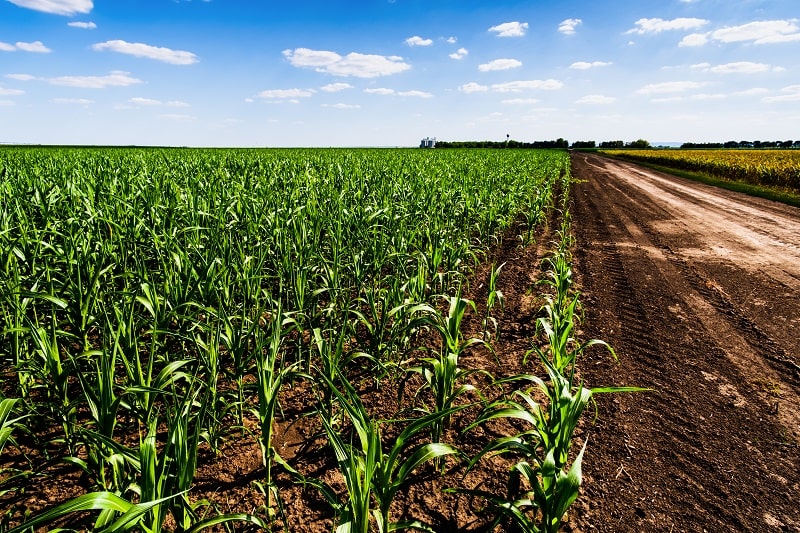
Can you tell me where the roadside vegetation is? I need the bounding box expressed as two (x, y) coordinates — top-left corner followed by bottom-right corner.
(600, 149), (800, 206)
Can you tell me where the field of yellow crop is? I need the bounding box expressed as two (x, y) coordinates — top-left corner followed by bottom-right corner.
(602, 149), (800, 192)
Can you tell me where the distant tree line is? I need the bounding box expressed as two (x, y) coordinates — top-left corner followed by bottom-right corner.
(434, 138), (569, 149)
(680, 140), (800, 149)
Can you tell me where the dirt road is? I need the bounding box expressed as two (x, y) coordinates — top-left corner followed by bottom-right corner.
(569, 152), (800, 532)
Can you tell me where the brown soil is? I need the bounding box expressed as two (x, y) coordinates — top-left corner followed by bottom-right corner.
(3, 152), (799, 532)
(568, 152), (800, 533)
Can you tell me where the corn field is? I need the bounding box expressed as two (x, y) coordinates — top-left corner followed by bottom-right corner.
(601, 149), (800, 192)
(0, 147), (629, 532)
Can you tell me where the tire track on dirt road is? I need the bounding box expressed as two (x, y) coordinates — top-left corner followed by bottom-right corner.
(568, 152), (800, 533)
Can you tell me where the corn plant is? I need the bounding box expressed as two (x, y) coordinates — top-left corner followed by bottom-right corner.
(482, 261), (506, 342)
(251, 303), (304, 514)
(406, 296), (489, 446)
(316, 373), (461, 533)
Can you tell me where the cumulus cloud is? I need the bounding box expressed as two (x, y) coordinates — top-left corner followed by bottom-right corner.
(489, 21), (529, 37)
(460, 79), (563, 93)
(128, 97), (190, 107)
(47, 70), (142, 89)
(92, 40), (199, 65)
(576, 94), (616, 104)
(320, 82), (353, 92)
(0, 41), (52, 52)
(0, 87), (25, 96)
(570, 61), (612, 70)
(459, 82), (488, 94)
(491, 79), (563, 92)
(68, 21), (96, 29)
(446, 37), (457, 44)
(7, 0), (92, 15)
(283, 48), (411, 78)
(364, 88), (432, 97)
(559, 19), (582, 35)
(636, 81), (707, 94)
(709, 61), (774, 74)
(626, 18), (709, 35)
(762, 85), (800, 103)
(478, 58), (522, 72)
(257, 88), (315, 99)
(405, 36), (433, 47)
(5, 74), (36, 81)
(449, 47), (468, 60)
(680, 20), (800, 47)
(16, 41), (51, 53)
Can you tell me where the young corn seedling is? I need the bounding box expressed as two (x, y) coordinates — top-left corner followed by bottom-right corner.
(482, 261), (506, 342)
(316, 372), (461, 533)
(251, 304), (303, 514)
(406, 296), (490, 448)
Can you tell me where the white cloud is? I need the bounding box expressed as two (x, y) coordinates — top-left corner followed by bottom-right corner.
(559, 19), (582, 35)
(488, 21), (529, 37)
(713, 20), (800, 44)
(47, 70), (142, 89)
(128, 97), (191, 108)
(364, 88), (432, 97)
(322, 103), (361, 109)
(679, 33), (709, 47)
(446, 37), (457, 44)
(709, 61), (772, 74)
(636, 81), (706, 94)
(576, 94), (616, 104)
(92, 40), (199, 65)
(6, 74), (36, 81)
(491, 79), (563, 92)
(397, 90), (432, 98)
(0, 100), (15, 106)
(130, 98), (160, 105)
(570, 60), (612, 70)
(459, 82), (488, 94)
(762, 85), (800, 103)
(7, 0), (92, 15)
(17, 41), (50, 52)
(257, 88), (315, 99)
(51, 97), (93, 104)
(68, 21), (96, 29)
(405, 36), (433, 47)
(460, 79), (562, 94)
(283, 48), (411, 78)
(320, 82), (353, 92)
(626, 18), (709, 35)
(449, 47), (468, 60)
(0, 87), (25, 96)
(681, 20), (800, 47)
(0, 41), (52, 53)
(478, 58), (522, 72)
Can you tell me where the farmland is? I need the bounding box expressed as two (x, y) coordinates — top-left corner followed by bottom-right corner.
(1, 147), (613, 532)
(2, 147), (799, 532)
(600, 148), (800, 193)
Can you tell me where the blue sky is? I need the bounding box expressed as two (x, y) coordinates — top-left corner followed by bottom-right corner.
(1, 0), (798, 146)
